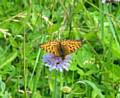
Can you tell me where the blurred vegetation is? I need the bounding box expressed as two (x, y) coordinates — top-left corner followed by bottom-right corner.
(0, 0), (120, 98)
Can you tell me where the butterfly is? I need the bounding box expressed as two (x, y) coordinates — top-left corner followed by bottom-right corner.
(40, 40), (82, 59)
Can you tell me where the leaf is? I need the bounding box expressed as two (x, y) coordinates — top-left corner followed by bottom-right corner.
(0, 51), (17, 69)
(83, 80), (105, 98)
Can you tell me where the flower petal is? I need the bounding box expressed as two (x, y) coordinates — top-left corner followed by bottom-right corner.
(42, 54), (72, 71)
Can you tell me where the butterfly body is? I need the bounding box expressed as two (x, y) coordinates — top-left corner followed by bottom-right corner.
(40, 40), (82, 59)
(57, 42), (67, 59)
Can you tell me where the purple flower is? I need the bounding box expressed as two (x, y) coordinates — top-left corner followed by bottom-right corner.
(42, 54), (72, 72)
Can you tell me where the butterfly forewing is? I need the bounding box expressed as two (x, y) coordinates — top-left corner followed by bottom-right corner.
(61, 40), (81, 55)
(40, 41), (61, 56)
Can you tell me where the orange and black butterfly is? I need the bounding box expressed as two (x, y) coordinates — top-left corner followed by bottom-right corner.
(40, 40), (82, 59)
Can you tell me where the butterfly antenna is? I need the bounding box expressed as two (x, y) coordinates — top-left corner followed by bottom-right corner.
(79, 39), (86, 44)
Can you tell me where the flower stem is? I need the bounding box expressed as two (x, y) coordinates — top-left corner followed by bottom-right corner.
(53, 70), (58, 98)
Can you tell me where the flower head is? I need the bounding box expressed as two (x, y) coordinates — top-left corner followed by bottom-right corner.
(42, 54), (72, 72)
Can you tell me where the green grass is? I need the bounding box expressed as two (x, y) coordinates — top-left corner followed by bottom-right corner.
(0, 0), (120, 98)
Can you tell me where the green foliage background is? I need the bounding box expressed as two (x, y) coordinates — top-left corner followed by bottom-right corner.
(0, 0), (120, 98)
